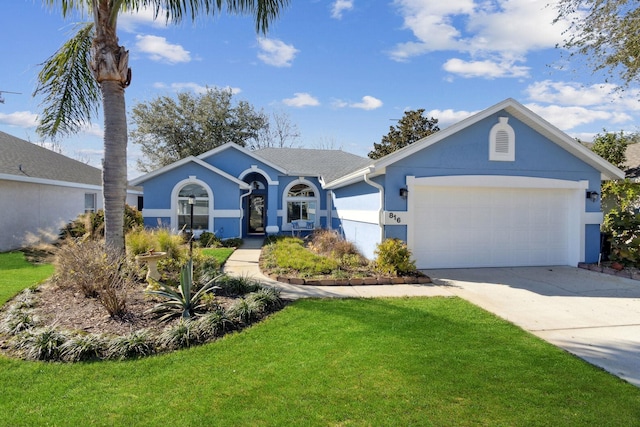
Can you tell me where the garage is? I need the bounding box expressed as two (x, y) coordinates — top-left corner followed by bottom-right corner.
(407, 176), (584, 269)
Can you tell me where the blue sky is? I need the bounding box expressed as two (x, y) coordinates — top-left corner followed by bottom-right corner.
(1, 1), (639, 179)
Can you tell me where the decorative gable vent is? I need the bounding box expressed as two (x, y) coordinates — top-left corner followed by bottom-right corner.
(489, 117), (515, 161)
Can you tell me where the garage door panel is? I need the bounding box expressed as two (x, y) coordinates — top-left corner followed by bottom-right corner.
(412, 186), (572, 269)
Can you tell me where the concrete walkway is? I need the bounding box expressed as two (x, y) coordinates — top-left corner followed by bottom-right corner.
(223, 239), (640, 388)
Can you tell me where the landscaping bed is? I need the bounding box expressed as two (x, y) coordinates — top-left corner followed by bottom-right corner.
(259, 231), (431, 285)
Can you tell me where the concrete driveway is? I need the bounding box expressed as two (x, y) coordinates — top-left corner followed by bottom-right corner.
(425, 266), (640, 388)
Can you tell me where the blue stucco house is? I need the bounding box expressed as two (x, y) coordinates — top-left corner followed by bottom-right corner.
(130, 98), (624, 269)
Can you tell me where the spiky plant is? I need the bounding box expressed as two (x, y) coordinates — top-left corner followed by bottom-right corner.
(15, 327), (68, 361)
(146, 259), (220, 323)
(158, 319), (201, 350)
(60, 333), (108, 362)
(247, 287), (283, 312)
(106, 330), (155, 360)
(193, 309), (234, 340)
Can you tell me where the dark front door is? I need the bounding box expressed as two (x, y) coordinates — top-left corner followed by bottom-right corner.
(248, 194), (265, 234)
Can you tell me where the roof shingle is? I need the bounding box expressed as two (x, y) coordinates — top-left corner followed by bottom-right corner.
(0, 131), (102, 186)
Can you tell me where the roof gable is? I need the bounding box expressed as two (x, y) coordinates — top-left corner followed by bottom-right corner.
(130, 155), (249, 189)
(371, 98), (625, 181)
(198, 143), (287, 174)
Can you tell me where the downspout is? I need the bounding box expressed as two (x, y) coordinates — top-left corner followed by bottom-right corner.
(363, 168), (385, 242)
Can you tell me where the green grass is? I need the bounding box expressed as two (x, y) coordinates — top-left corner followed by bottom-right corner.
(1, 297), (639, 426)
(0, 252), (54, 305)
(200, 247), (234, 265)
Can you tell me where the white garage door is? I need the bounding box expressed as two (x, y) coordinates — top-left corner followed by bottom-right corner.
(411, 186), (574, 269)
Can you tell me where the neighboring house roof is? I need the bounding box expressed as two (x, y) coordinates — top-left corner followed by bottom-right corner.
(254, 147), (371, 183)
(325, 98), (625, 189)
(0, 130), (102, 188)
(623, 143), (640, 179)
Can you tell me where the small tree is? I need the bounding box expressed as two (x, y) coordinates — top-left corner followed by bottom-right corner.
(130, 88), (270, 172)
(590, 130), (634, 168)
(368, 109), (439, 159)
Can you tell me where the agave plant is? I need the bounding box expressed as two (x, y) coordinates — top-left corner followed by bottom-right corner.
(146, 259), (220, 323)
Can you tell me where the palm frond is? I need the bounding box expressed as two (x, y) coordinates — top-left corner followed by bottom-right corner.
(34, 22), (100, 140)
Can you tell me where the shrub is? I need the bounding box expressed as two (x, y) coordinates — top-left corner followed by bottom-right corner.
(53, 240), (132, 317)
(158, 319), (201, 350)
(126, 228), (158, 256)
(156, 228), (185, 260)
(198, 231), (220, 248)
(226, 297), (264, 324)
(267, 237), (339, 276)
(374, 238), (417, 277)
(106, 330), (155, 360)
(14, 327), (68, 361)
(247, 287), (283, 312)
(193, 309), (233, 340)
(215, 274), (262, 296)
(60, 333), (108, 362)
(60, 205), (143, 241)
(1, 308), (38, 335)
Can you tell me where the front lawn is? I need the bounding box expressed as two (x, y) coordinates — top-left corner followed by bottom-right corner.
(200, 247), (235, 266)
(1, 296), (639, 425)
(0, 252), (53, 305)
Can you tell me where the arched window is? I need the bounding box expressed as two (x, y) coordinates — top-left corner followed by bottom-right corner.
(177, 183), (209, 230)
(285, 182), (318, 225)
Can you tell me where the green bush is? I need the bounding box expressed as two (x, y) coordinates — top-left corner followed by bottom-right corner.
(374, 238), (417, 277)
(267, 237), (339, 275)
(198, 231), (220, 248)
(60, 205), (143, 240)
(106, 330), (156, 360)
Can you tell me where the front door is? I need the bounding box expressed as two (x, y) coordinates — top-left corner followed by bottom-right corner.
(248, 194), (265, 234)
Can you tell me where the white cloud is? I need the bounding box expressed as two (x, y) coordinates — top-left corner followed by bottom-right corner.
(257, 38), (299, 67)
(283, 93), (320, 107)
(0, 111), (38, 128)
(526, 103), (631, 130)
(425, 108), (476, 127)
(80, 122), (104, 138)
(153, 82), (242, 95)
(135, 35), (191, 64)
(389, 0), (569, 66)
(119, 8), (168, 32)
(336, 95), (383, 110)
(331, 0), (354, 19)
(443, 58), (529, 79)
(526, 80), (622, 106)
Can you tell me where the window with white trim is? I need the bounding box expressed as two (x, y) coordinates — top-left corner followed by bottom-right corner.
(489, 117), (515, 161)
(84, 193), (97, 213)
(177, 183), (209, 230)
(285, 182), (317, 224)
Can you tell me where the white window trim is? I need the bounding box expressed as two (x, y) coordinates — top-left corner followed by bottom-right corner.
(282, 179), (320, 230)
(489, 117), (515, 162)
(170, 176), (214, 232)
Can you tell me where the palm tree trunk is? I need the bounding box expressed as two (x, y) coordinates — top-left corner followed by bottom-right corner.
(101, 80), (128, 252)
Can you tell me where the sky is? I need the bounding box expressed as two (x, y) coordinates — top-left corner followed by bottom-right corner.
(1, 0), (639, 179)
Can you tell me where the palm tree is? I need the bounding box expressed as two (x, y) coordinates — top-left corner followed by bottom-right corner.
(35, 0), (289, 253)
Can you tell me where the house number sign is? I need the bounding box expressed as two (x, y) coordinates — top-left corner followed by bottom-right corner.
(383, 211), (407, 225)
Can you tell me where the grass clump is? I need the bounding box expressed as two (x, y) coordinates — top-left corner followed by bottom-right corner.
(263, 237), (339, 276)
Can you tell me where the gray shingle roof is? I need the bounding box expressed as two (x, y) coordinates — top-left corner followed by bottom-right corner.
(0, 131), (102, 186)
(254, 147), (371, 183)
(624, 143), (640, 178)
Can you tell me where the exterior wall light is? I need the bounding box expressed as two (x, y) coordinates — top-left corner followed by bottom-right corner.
(399, 188), (409, 199)
(586, 191), (599, 202)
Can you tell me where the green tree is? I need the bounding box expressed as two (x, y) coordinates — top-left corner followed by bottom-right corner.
(34, 0), (289, 254)
(368, 109), (439, 160)
(130, 88), (270, 172)
(555, 0), (640, 85)
(590, 130), (636, 168)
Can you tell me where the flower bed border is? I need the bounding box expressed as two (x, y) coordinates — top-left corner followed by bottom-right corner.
(268, 274), (432, 286)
